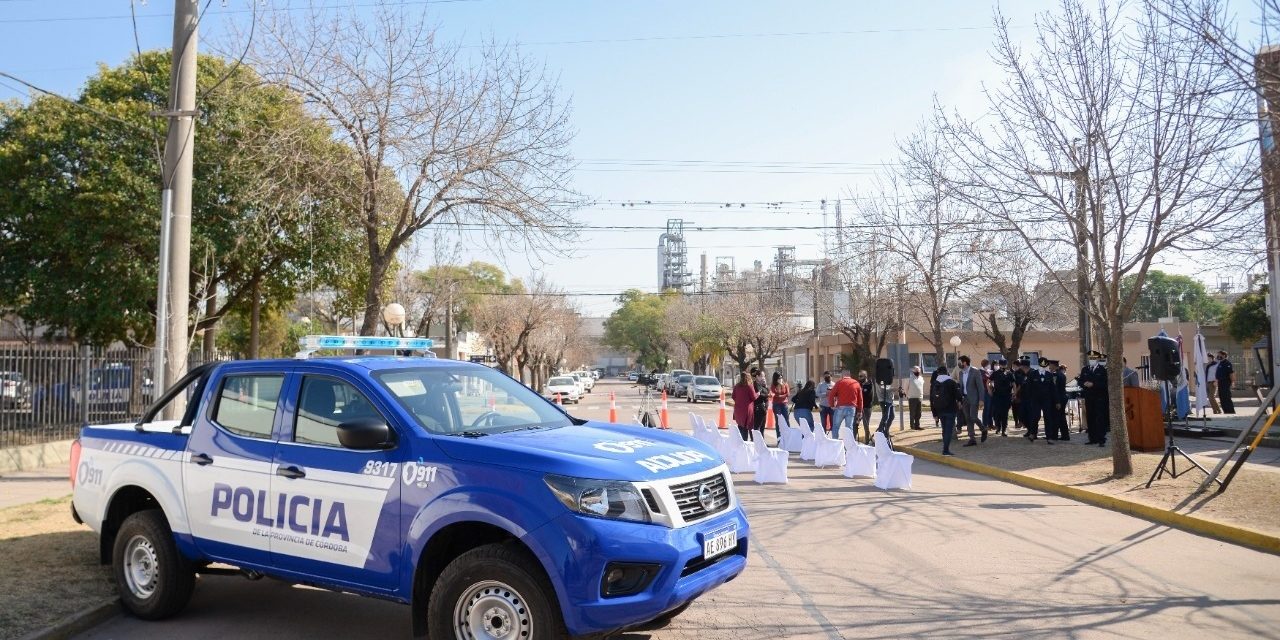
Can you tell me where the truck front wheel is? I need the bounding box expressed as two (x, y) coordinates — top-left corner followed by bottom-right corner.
(428, 543), (564, 640)
(112, 510), (195, 620)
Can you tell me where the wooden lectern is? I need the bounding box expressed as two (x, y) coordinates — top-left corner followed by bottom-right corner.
(1123, 387), (1165, 452)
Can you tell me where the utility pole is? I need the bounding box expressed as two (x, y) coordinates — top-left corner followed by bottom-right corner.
(158, 0), (199, 418)
(444, 288), (455, 359)
(1029, 153), (1092, 373)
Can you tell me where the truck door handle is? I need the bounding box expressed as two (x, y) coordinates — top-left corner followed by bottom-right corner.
(190, 452), (213, 466)
(276, 465), (306, 479)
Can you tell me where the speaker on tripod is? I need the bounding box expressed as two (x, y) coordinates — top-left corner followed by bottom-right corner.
(1146, 334), (1211, 487)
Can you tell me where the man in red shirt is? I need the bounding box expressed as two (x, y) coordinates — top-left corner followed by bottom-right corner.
(826, 370), (863, 441)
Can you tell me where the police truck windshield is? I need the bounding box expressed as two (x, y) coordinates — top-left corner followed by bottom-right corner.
(375, 367), (572, 436)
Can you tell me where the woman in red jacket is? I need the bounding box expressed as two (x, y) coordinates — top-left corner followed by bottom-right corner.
(770, 372), (791, 440)
(731, 372), (758, 441)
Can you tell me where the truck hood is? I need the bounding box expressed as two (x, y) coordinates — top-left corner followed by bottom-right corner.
(434, 421), (723, 481)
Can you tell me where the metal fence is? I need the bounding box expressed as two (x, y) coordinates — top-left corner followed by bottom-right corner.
(0, 344), (202, 449)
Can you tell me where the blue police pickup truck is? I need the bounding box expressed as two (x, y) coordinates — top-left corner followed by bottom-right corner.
(70, 336), (747, 639)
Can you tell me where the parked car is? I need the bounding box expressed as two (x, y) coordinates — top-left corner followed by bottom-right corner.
(672, 374), (695, 397)
(666, 369), (692, 394)
(1, 371), (30, 409)
(70, 335), (746, 638)
(686, 376), (723, 403)
(544, 375), (582, 403)
(573, 371), (595, 393)
(626, 371), (639, 381)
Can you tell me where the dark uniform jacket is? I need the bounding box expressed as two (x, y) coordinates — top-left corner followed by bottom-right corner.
(1080, 364), (1108, 399)
(991, 369), (1015, 399)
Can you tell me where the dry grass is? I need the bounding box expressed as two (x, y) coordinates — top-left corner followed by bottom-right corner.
(894, 427), (1280, 537)
(0, 496), (114, 639)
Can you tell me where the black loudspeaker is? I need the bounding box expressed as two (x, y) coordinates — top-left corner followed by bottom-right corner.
(875, 358), (895, 385)
(1147, 335), (1181, 382)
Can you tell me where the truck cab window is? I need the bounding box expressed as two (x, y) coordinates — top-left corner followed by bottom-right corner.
(295, 377), (389, 447)
(212, 375), (283, 438)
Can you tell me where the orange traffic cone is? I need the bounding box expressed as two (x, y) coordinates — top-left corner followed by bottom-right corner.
(766, 403), (776, 430)
(717, 389), (728, 429)
(659, 390), (670, 429)
(489, 394), (497, 411)
(554, 393), (562, 405)
(608, 392), (618, 423)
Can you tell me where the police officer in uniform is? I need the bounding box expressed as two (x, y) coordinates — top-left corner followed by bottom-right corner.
(1017, 357), (1044, 440)
(1044, 359), (1070, 441)
(1012, 357), (1028, 431)
(989, 358), (1015, 436)
(1080, 350), (1109, 447)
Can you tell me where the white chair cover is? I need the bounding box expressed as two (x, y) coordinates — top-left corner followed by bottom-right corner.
(813, 429), (846, 468)
(872, 432), (913, 490)
(779, 423), (804, 453)
(750, 431), (789, 484)
(725, 432), (758, 474)
(840, 428), (877, 479)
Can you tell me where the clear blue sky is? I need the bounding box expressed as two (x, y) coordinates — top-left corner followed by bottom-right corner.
(0, 1), (1262, 315)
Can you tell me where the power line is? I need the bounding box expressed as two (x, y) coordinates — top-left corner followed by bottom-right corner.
(0, 0), (482, 25)
(514, 25), (1007, 47)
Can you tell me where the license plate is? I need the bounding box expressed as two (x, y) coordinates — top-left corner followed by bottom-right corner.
(703, 528), (737, 560)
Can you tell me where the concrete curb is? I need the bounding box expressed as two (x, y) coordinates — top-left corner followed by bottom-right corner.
(15, 599), (119, 640)
(898, 444), (1280, 556)
(0, 440), (73, 474)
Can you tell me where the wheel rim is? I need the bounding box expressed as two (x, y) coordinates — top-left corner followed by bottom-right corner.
(454, 580), (531, 640)
(123, 534), (159, 599)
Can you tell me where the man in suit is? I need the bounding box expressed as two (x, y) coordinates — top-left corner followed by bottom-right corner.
(1080, 350), (1110, 447)
(957, 355), (987, 447)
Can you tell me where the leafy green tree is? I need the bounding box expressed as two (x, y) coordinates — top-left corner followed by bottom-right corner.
(1119, 271), (1226, 324)
(0, 52), (363, 346)
(1222, 286), (1269, 345)
(603, 290), (673, 371)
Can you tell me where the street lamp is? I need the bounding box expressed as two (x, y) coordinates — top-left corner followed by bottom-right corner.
(382, 302), (406, 337)
(949, 335), (962, 369)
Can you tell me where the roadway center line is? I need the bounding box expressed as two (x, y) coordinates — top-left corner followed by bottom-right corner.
(751, 535), (846, 640)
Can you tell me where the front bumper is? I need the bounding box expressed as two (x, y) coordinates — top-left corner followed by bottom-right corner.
(527, 507), (749, 637)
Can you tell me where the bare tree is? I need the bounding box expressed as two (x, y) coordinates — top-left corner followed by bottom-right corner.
(471, 278), (564, 382)
(936, 0), (1257, 476)
(862, 132), (983, 369)
(245, 3), (580, 336)
(830, 245), (903, 375)
(973, 241), (1072, 362)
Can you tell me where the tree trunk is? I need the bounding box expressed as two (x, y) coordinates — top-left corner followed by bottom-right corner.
(932, 325), (946, 368)
(444, 294), (454, 359)
(361, 255), (391, 336)
(248, 276), (261, 359)
(1104, 324), (1133, 477)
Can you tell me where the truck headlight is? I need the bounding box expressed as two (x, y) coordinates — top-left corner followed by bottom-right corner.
(544, 475), (651, 523)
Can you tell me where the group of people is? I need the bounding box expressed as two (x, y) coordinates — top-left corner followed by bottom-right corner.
(927, 352), (1113, 455)
(730, 367), (893, 444)
(725, 348), (1240, 455)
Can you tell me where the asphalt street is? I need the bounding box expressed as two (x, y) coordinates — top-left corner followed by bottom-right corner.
(75, 380), (1280, 639)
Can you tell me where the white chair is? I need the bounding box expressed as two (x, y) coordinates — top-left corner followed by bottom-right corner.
(813, 430), (846, 468)
(840, 428), (877, 479)
(725, 432), (758, 474)
(872, 432), (913, 490)
(779, 422), (805, 453)
(750, 431), (789, 484)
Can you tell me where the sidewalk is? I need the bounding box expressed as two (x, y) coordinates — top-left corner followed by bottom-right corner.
(0, 464), (71, 509)
(889, 417), (1280, 539)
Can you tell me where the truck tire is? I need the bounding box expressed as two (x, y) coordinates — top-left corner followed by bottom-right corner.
(112, 509), (195, 620)
(428, 543), (564, 640)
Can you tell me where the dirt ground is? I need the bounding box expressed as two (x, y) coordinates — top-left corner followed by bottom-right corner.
(892, 426), (1280, 537)
(0, 496), (114, 639)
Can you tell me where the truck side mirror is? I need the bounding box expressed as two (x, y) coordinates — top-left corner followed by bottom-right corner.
(337, 417), (392, 450)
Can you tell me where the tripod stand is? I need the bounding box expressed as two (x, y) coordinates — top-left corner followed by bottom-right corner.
(1146, 379), (1212, 488)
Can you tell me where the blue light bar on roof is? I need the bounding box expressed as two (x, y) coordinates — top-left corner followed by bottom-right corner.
(296, 335), (435, 358)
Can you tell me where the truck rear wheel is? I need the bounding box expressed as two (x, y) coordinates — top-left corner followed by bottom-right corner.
(112, 510), (195, 620)
(428, 543), (563, 640)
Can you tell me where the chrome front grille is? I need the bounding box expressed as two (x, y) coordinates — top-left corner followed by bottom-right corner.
(668, 472), (730, 522)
